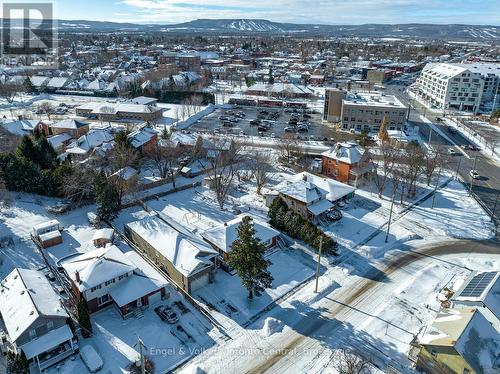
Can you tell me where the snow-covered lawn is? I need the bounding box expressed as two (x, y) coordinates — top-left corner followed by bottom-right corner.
(194, 249), (316, 327)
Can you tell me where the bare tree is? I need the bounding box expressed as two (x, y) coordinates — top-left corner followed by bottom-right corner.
(250, 151), (273, 195)
(147, 142), (186, 186)
(0, 83), (18, 104)
(373, 141), (398, 197)
(62, 167), (96, 206)
(424, 148), (447, 186)
(207, 138), (243, 209)
(277, 133), (300, 164)
(400, 142), (425, 199)
(0, 127), (19, 153)
(38, 102), (54, 121)
(106, 142), (138, 204)
(331, 349), (374, 374)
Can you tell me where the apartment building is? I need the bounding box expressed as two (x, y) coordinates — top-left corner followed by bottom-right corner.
(415, 62), (500, 113)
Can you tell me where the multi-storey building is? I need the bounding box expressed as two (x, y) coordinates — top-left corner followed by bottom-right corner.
(415, 62), (500, 113)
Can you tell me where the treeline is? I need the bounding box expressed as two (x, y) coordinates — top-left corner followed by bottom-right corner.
(268, 197), (338, 255)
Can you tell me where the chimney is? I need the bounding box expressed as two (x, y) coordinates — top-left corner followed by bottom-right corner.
(75, 271), (81, 284)
(302, 173), (307, 182)
(224, 222), (228, 227)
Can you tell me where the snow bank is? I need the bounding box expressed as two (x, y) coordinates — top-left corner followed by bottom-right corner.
(261, 317), (283, 337)
(179, 364), (206, 374)
(175, 104), (216, 130)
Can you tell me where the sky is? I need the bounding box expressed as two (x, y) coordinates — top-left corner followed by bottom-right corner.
(51, 0), (500, 25)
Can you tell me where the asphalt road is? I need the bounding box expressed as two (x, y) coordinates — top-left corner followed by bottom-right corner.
(385, 83), (500, 223)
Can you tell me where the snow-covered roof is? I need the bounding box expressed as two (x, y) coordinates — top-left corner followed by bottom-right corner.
(322, 142), (365, 165)
(294, 172), (355, 202)
(61, 245), (136, 292)
(20, 324), (73, 360)
(51, 118), (89, 130)
(112, 166), (138, 181)
(1, 119), (40, 135)
(30, 76), (49, 87)
(130, 96), (158, 105)
(92, 228), (114, 241)
(307, 199), (334, 216)
(66, 128), (114, 155)
(0, 268), (68, 343)
(128, 127), (157, 149)
(452, 271), (500, 321)
(47, 133), (73, 149)
(76, 102), (163, 115)
(46, 77), (69, 88)
(126, 215), (217, 277)
(201, 215), (279, 254)
(109, 273), (164, 307)
(274, 178), (328, 204)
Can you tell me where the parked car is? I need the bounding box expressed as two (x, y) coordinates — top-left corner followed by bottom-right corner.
(80, 345), (104, 373)
(297, 125), (308, 133)
(467, 144), (480, 151)
(327, 210), (343, 221)
(257, 126), (268, 132)
(155, 305), (179, 324)
(469, 170), (480, 179)
(447, 127), (457, 134)
(249, 119), (260, 126)
(284, 126), (295, 133)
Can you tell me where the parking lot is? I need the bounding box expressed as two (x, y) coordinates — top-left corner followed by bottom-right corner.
(192, 106), (357, 142)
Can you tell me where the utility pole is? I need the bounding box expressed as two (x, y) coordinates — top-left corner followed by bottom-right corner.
(385, 194), (395, 243)
(135, 336), (146, 374)
(454, 156), (462, 180)
(493, 191), (500, 217)
(469, 155), (478, 195)
(314, 236), (323, 293)
(428, 127), (432, 145)
(431, 167), (442, 209)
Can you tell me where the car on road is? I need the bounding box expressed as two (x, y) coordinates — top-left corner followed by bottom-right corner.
(447, 127), (457, 134)
(447, 148), (457, 155)
(469, 170), (480, 179)
(284, 126), (295, 133)
(467, 144), (480, 151)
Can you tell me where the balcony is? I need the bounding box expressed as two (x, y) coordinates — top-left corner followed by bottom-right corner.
(38, 342), (78, 371)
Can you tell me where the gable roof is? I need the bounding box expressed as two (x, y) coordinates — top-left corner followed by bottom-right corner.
(51, 118), (89, 130)
(418, 309), (500, 372)
(274, 178), (328, 204)
(201, 215), (279, 253)
(126, 214), (217, 277)
(0, 268), (68, 343)
(61, 245), (136, 292)
(294, 172), (355, 202)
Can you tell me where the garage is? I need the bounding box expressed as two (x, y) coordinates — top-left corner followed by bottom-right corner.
(189, 271), (210, 293)
(147, 288), (164, 305)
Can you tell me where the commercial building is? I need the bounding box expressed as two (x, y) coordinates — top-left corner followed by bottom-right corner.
(323, 90), (407, 132)
(415, 62), (500, 113)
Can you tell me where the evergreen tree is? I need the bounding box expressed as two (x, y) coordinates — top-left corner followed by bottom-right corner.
(77, 296), (93, 338)
(114, 130), (131, 148)
(6, 351), (29, 374)
(24, 77), (35, 93)
(94, 173), (121, 222)
(16, 136), (38, 163)
(36, 136), (58, 170)
(228, 216), (273, 299)
(161, 127), (171, 140)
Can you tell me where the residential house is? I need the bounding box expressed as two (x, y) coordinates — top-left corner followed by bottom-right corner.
(61, 245), (166, 317)
(125, 214), (218, 294)
(0, 268), (76, 372)
(451, 271), (500, 331)
(49, 119), (90, 138)
(201, 215), (280, 262)
(65, 128), (114, 158)
(322, 141), (373, 186)
(127, 127), (158, 154)
(274, 174), (333, 223)
(415, 308), (500, 374)
(1, 119), (42, 136)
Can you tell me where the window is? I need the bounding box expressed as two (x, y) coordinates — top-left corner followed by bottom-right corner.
(90, 284), (102, 292)
(430, 349), (437, 357)
(98, 294), (110, 306)
(105, 279), (115, 287)
(47, 321), (54, 330)
(118, 273), (129, 281)
(29, 329), (36, 339)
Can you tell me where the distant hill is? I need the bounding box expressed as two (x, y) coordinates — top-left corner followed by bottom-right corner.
(5, 18), (500, 40)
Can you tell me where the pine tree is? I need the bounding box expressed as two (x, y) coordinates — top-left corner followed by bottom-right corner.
(6, 351), (29, 374)
(36, 136), (58, 170)
(228, 216), (273, 299)
(16, 136), (38, 163)
(94, 173), (121, 222)
(378, 116), (389, 142)
(77, 296), (93, 338)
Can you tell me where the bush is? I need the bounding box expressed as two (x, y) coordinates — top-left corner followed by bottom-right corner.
(268, 197), (338, 255)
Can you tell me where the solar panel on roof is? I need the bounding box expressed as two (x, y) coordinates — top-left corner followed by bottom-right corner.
(458, 271), (497, 298)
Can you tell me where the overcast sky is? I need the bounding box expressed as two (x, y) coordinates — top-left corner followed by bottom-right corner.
(53, 0), (499, 25)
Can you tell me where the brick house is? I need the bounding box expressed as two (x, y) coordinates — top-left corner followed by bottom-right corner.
(322, 141), (373, 186)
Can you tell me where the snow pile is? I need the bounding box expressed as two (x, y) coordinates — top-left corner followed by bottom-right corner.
(179, 364), (206, 374)
(261, 317), (283, 337)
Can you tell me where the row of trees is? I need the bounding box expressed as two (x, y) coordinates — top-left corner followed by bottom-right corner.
(372, 140), (448, 203)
